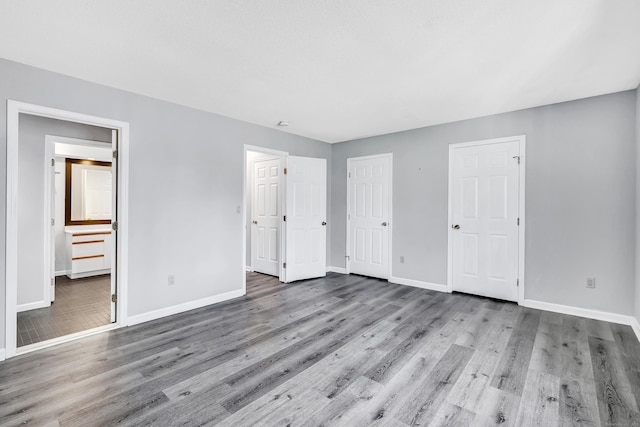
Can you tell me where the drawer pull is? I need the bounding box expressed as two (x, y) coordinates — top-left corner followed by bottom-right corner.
(73, 240), (104, 245)
(72, 232), (111, 237)
(72, 254), (105, 261)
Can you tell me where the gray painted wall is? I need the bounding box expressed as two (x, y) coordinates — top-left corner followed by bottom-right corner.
(18, 115), (111, 307)
(0, 58), (331, 351)
(331, 91), (636, 315)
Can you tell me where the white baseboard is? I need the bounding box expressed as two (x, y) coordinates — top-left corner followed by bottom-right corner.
(17, 300), (50, 313)
(631, 317), (640, 343)
(523, 299), (640, 341)
(245, 266), (253, 272)
(55, 270), (70, 277)
(389, 276), (448, 293)
(327, 266), (347, 274)
(128, 289), (245, 326)
(0, 348), (5, 362)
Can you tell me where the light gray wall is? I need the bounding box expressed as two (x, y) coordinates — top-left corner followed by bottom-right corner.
(636, 85), (640, 323)
(0, 58), (331, 350)
(17, 115), (111, 307)
(331, 91), (637, 315)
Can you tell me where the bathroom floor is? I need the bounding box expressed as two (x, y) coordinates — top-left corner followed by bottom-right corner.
(17, 274), (111, 347)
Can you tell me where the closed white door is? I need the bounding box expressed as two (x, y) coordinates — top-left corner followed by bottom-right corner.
(251, 157), (281, 276)
(285, 156), (327, 282)
(451, 140), (520, 301)
(348, 155), (391, 279)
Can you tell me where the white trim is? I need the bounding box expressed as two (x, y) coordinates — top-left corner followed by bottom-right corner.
(5, 100), (130, 359)
(245, 266), (253, 272)
(630, 317), (640, 343)
(17, 300), (50, 313)
(0, 348), (6, 362)
(44, 138), (54, 304)
(523, 299), (637, 327)
(345, 153), (393, 279)
(15, 323), (119, 357)
(55, 270), (70, 277)
(128, 289), (245, 326)
(327, 266), (347, 274)
(243, 144), (289, 290)
(447, 135), (526, 305)
(389, 276), (448, 293)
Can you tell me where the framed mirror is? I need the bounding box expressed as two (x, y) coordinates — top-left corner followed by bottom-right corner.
(65, 158), (113, 226)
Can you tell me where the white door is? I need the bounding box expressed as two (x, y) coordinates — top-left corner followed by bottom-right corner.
(110, 130), (118, 323)
(50, 151), (56, 302)
(348, 154), (392, 279)
(251, 157), (281, 276)
(450, 140), (520, 301)
(284, 156), (327, 282)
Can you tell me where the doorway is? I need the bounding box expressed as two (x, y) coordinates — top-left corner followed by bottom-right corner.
(346, 153), (393, 279)
(243, 145), (327, 288)
(447, 135), (526, 303)
(5, 101), (129, 359)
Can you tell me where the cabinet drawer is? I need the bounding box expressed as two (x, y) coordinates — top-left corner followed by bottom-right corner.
(72, 241), (105, 258)
(72, 256), (105, 273)
(72, 232), (111, 243)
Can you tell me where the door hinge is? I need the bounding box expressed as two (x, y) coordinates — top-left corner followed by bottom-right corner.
(113, 149), (118, 159)
(517, 218), (520, 226)
(517, 279), (520, 287)
(111, 293), (117, 303)
(112, 221), (118, 231)
(513, 155), (520, 164)
(345, 255), (350, 260)
(348, 213), (350, 220)
(283, 168), (287, 175)
(51, 218), (55, 226)
(348, 172), (351, 178)
(51, 278), (54, 286)
(283, 215), (286, 222)
(283, 262), (287, 269)
(51, 158), (55, 167)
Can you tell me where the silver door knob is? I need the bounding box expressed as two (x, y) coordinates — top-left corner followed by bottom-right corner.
(452, 224), (460, 230)
(381, 222), (388, 226)
(321, 221), (327, 226)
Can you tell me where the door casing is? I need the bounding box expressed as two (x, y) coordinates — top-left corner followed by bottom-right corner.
(446, 135), (526, 304)
(346, 153), (393, 279)
(5, 100), (129, 360)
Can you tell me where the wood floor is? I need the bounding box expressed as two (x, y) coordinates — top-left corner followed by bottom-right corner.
(1, 272), (639, 426)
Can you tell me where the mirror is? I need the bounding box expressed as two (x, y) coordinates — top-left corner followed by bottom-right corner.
(65, 158), (112, 225)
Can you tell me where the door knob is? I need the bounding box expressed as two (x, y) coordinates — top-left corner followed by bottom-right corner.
(252, 220), (258, 225)
(321, 221), (327, 226)
(452, 224), (460, 230)
(381, 222), (388, 226)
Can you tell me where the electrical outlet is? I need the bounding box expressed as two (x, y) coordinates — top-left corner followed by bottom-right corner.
(168, 274), (176, 286)
(400, 256), (405, 263)
(586, 277), (595, 288)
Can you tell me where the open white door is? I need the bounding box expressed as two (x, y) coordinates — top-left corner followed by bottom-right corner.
(110, 130), (118, 322)
(284, 156), (327, 282)
(251, 157), (282, 276)
(49, 146), (56, 302)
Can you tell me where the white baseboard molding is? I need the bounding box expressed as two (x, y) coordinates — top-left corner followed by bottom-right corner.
(523, 299), (640, 341)
(389, 276), (448, 293)
(128, 289), (245, 326)
(327, 266), (347, 274)
(55, 270), (70, 277)
(245, 266), (253, 272)
(17, 300), (50, 313)
(0, 348), (5, 362)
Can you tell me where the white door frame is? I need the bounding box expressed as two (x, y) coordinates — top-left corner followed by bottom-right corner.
(345, 153), (393, 279)
(243, 145), (288, 291)
(5, 100), (130, 359)
(446, 135), (526, 304)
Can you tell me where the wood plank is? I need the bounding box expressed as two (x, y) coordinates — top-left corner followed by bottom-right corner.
(514, 370), (560, 426)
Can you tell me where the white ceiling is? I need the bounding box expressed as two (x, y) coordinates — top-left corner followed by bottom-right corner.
(1, 1), (639, 143)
